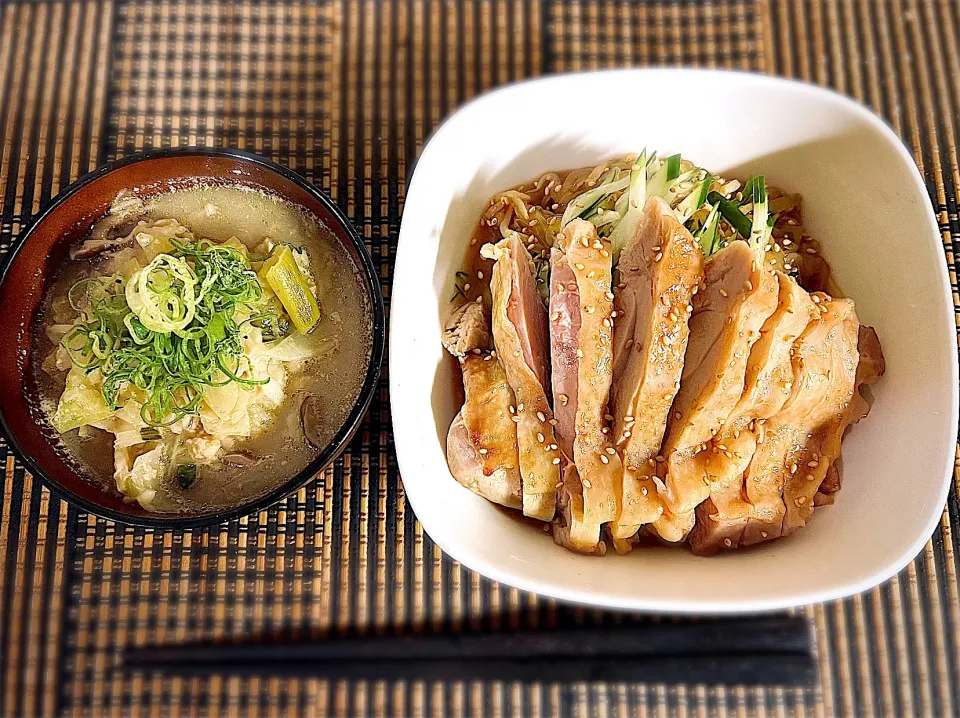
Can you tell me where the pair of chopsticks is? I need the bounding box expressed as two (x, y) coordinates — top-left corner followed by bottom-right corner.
(124, 616), (816, 686)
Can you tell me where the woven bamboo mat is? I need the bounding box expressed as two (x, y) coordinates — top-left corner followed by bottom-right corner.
(0, 1), (958, 715)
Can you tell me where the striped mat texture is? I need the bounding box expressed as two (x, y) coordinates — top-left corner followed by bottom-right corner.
(0, 1), (958, 715)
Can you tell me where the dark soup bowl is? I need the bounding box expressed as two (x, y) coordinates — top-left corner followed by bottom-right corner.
(0, 148), (384, 528)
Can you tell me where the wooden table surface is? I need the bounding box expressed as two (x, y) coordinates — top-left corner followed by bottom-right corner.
(0, 1), (958, 715)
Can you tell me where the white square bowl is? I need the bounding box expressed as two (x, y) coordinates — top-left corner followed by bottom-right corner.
(390, 69), (958, 613)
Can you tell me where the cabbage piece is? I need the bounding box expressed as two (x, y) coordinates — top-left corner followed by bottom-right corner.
(114, 442), (166, 509)
(259, 332), (338, 362)
(51, 368), (115, 433)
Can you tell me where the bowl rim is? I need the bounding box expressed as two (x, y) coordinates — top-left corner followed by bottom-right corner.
(391, 68), (959, 612)
(0, 146), (386, 529)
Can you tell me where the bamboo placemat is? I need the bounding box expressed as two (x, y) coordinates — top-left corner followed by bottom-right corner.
(0, 1), (958, 715)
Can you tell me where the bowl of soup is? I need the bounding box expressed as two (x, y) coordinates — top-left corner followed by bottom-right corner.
(0, 148), (384, 527)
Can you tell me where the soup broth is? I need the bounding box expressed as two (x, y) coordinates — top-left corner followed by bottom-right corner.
(31, 183), (373, 513)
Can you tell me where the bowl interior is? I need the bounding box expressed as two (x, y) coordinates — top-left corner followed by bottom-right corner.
(0, 151), (383, 527)
(391, 70), (957, 611)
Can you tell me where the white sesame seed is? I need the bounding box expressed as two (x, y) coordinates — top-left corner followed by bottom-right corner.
(537, 411), (546, 422)
(552, 458), (561, 465)
(582, 479), (592, 488)
(600, 454), (609, 464)
(478, 448), (489, 455)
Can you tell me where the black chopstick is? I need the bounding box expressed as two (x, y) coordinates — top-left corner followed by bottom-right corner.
(123, 616), (816, 686)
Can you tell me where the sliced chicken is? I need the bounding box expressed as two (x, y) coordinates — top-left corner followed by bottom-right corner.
(815, 325), (884, 505)
(482, 235), (560, 520)
(554, 463), (605, 556)
(741, 296), (863, 545)
(656, 242), (779, 542)
(607, 197), (704, 549)
(549, 250), (580, 461)
(443, 301), (522, 508)
(689, 272), (817, 554)
(442, 301), (491, 357)
(547, 220), (622, 553)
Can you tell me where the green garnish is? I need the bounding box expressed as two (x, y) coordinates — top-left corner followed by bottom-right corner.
(62, 239), (285, 426)
(696, 204), (722, 257)
(665, 154), (682, 181)
(707, 190), (752, 238)
(175, 464), (198, 489)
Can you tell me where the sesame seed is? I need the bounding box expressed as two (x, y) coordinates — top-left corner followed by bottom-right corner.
(537, 411), (546, 422)
(582, 478), (593, 489)
(549, 418), (558, 426)
(558, 394), (569, 406)
(575, 263), (585, 271)
(605, 291), (614, 301)
(625, 339), (634, 349)
(552, 458), (561, 465)
(806, 474), (816, 481)
(475, 295), (483, 304)
(724, 538), (732, 547)
(478, 448), (489, 455)
(807, 460), (819, 468)
(537, 432), (545, 443)
(517, 403), (525, 412)
(641, 487), (648, 496)
(600, 249), (610, 257)
(551, 311), (561, 321)
(654, 252), (663, 262)
(761, 531), (768, 538)
(601, 427), (609, 434)
(605, 447), (616, 455)
(477, 270), (484, 279)
(744, 280), (753, 291)
(580, 237), (590, 248)
(593, 241), (603, 249)
(472, 348), (482, 355)
(647, 458), (656, 467)
(509, 405), (516, 414)
(576, 348), (584, 358)
(557, 232), (566, 241)
(720, 289), (728, 297)
(598, 454), (608, 464)
(511, 416), (520, 423)
(556, 283), (565, 293)
(805, 247), (817, 254)
(796, 497), (806, 505)
(549, 444), (558, 450)
(587, 270), (596, 279)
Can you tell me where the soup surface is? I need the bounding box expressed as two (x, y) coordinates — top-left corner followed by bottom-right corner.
(32, 183), (373, 513)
